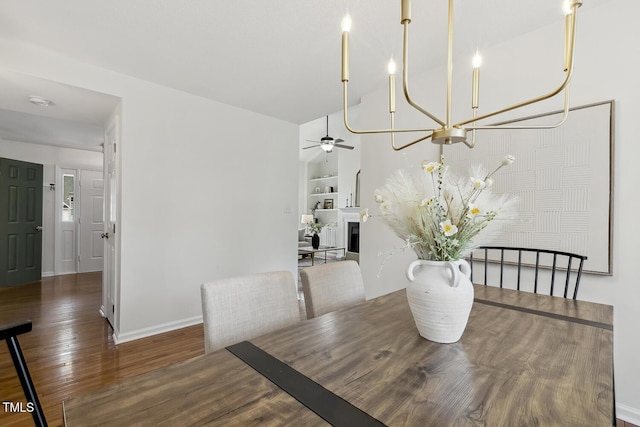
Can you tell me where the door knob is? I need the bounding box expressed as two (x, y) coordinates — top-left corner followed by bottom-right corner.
(101, 232), (109, 239)
(35, 226), (43, 232)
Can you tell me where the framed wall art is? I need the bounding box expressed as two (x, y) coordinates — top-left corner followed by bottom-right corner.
(445, 100), (614, 275)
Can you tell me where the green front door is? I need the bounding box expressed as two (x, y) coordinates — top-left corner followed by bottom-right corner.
(0, 158), (43, 287)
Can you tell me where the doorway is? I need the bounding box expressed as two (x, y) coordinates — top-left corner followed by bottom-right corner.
(0, 69), (121, 332)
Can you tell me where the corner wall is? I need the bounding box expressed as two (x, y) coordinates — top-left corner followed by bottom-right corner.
(0, 38), (299, 343)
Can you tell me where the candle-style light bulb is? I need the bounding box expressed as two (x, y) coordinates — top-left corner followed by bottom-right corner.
(341, 12), (352, 32)
(341, 12), (351, 82)
(472, 52), (482, 69)
(387, 59), (397, 75)
(472, 52), (481, 109)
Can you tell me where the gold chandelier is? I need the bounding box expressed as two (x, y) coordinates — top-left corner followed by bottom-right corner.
(340, 0), (582, 150)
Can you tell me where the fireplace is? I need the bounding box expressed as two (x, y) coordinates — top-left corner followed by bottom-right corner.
(347, 222), (359, 253)
(339, 208), (360, 254)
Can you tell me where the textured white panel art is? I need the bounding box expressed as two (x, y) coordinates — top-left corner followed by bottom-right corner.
(446, 101), (613, 274)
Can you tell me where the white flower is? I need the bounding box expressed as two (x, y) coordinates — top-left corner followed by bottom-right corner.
(502, 155), (515, 166)
(485, 177), (494, 188)
(374, 194), (384, 203)
(420, 198), (432, 207)
(467, 203), (482, 218)
(360, 208), (370, 222)
(380, 201), (390, 211)
(440, 219), (458, 236)
(470, 177), (486, 190)
(421, 161), (440, 174)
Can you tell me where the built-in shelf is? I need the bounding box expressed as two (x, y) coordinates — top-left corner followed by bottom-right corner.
(307, 160), (339, 246)
(309, 175), (338, 182)
(309, 192), (338, 197)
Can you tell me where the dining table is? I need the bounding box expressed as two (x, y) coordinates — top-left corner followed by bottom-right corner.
(63, 284), (614, 426)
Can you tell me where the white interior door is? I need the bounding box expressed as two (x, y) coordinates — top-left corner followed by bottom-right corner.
(102, 123), (118, 328)
(79, 170), (104, 273)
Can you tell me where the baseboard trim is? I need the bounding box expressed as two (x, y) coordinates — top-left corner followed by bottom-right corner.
(113, 315), (203, 344)
(41, 271), (55, 277)
(52, 270), (78, 277)
(617, 403), (640, 425)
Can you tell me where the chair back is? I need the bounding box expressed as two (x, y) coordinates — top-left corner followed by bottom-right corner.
(300, 260), (365, 319)
(201, 271), (299, 353)
(469, 246), (587, 299)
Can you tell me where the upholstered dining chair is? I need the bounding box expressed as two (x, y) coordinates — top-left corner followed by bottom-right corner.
(300, 260), (366, 319)
(201, 271), (300, 353)
(469, 246), (587, 300)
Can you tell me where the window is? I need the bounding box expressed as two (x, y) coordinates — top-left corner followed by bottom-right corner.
(62, 174), (74, 222)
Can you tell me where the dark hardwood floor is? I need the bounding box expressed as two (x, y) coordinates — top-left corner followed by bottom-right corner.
(0, 272), (204, 426)
(1, 272), (634, 427)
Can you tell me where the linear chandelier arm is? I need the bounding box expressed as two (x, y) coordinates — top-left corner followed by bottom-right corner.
(389, 113), (433, 151)
(467, 84), (571, 131)
(342, 82), (438, 134)
(455, 66), (574, 128)
(401, 22), (446, 127)
(463, 137), (475, 149)
(454, 3), (579, 129)
(466, 108), (477, 148)
(392, 132), (433, 151)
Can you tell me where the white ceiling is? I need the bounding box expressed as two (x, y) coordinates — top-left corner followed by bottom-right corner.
(0, 69), (120, 151)
(0, 0), (610, 150)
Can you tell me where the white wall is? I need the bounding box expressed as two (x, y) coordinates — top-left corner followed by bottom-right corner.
(0, 38), (299, 343)
(359, 0), (640, 422)
(0, 139), (103, 274)
(337, 106), (362, 210)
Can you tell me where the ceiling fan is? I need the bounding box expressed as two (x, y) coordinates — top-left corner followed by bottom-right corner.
(303, 115), (354, 153)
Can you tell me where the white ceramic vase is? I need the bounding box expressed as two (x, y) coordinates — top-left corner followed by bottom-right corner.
(406, 259), (474, 343)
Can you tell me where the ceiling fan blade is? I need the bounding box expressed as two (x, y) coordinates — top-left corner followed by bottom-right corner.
(302, 145), (320, 150)
(334, 143), (354, 150)
(306, 139), (321, 144)
(335, 138), (344, 143)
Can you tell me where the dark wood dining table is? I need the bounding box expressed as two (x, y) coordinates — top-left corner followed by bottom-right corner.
(63, 284), (614, 426)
